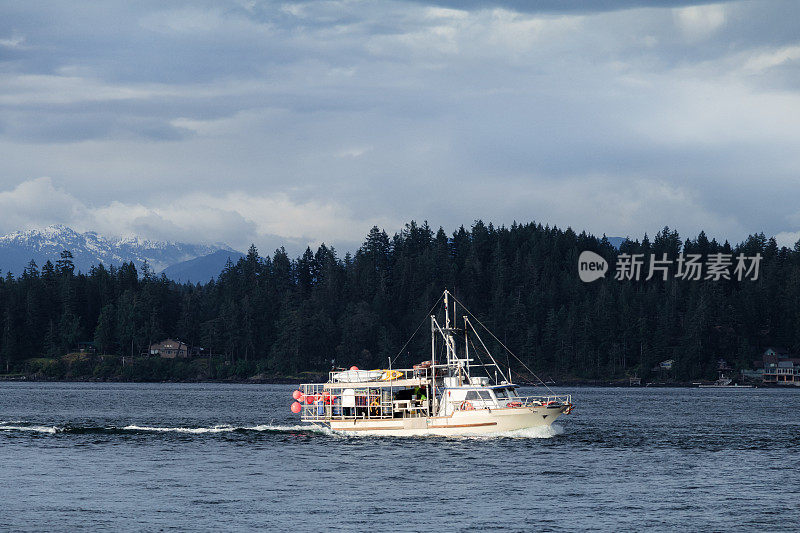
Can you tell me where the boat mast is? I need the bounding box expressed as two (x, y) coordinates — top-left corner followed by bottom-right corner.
(431, 290), (478, 396)
(431, 311), (437, 415)
(444, 290), (450, 329)
(442, 290), (458, 365)
(464, 315), (470, 376)
(442, 290), (471, 383)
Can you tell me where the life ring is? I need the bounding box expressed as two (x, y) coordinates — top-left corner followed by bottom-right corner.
(380, 370), (403, 381)
(507, 401), (523, 408)
(459, 400), (474, 411)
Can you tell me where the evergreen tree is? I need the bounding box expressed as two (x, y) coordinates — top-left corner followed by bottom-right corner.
(94, 304), (116, 355)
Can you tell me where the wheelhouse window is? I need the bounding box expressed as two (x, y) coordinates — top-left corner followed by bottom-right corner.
(494, 388), (509, 399)
(465, 391), (480, 401)
(478, 390), (493, 400)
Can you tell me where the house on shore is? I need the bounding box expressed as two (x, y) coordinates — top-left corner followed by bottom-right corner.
(760, 347), (800, 386)
(149, 339), (189, 359)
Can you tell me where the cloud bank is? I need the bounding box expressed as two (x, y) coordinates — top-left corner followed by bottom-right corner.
(0, 177), (391, 253)
(1, 0), (799, 251)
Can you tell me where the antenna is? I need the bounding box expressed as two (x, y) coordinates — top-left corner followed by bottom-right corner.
(444, 290), (450, 329)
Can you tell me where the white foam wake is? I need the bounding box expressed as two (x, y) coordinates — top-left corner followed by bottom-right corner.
(122, 424), (237, 434)
(0, 422), (332, 436)
(474, 423), (565, 439)
(0, 421), (560, 439)
(246, 424), (333, 435)
(122, 424), (332, 435)
(0, 424), (59, 434)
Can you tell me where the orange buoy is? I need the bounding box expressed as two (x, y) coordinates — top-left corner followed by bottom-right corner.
(350, 365), (359, 371)
(292, 390), (302, 400)
(290, 402), (302, 413)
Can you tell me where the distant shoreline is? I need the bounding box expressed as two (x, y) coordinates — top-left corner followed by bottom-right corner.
(0, 374), (319, 385)
(0, 375), (774, 388)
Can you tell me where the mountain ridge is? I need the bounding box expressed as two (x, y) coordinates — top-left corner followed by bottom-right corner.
(162, 249), (246, 284)
(0, 224), (238, 275)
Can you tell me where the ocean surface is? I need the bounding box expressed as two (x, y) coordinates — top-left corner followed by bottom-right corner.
(2, 383), (799, 532)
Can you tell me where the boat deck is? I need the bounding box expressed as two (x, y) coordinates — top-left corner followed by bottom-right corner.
(323, 378), (429, 390)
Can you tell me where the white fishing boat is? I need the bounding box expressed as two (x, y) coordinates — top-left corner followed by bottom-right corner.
(289, 290), (573, 436)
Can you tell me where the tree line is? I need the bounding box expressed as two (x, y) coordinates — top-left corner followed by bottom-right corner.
(1, 220), (799, 381)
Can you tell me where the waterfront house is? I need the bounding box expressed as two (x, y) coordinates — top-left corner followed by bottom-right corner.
(761, 348), (800, 386)
(149, 339), (190, 359)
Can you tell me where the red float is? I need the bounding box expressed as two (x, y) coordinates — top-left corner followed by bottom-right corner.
(290, 402), (302, 413)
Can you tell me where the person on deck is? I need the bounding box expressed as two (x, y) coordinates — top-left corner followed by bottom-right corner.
(413, 386), (427, 405)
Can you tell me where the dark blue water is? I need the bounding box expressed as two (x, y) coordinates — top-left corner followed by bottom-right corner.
(2, 383), (799, 532)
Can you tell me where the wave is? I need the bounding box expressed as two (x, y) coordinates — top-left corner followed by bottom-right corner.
(0, 424), (59, 434)
(121, 424), (332, 435)
(470, 423), (565, 440)
(1, 421), (560, 439)
(0, 422), (332, 436)
(501, 423), (565, 438)
(246, 424), (333, 435)
(122, 424), (239, 434)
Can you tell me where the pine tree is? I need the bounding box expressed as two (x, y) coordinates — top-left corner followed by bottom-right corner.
(94, 304), (116, 355)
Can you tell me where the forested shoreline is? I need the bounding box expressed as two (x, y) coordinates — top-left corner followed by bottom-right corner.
(1, 220), (798, 382)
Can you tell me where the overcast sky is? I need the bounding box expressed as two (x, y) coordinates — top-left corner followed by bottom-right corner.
(1, 0), (799, 253)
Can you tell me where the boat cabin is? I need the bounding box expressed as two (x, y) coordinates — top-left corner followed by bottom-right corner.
(438, 385), (522, 416)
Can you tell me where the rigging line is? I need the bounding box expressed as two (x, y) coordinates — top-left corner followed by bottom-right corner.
(468, 336), (502, 384)
(467, 336), (487, 369)
(465, 316), (511, 384)
(505, 367), (531, 387)
(467, 336), (492, 385)
(448, 293), (556, 395)
(390, 292), (444, 366)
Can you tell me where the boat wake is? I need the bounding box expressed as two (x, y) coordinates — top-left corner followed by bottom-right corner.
(0, 421), (332, 436)
(0, 423), (59, 434)
(473, 423), (565, 440)
(1, 420), (561, 439)
(121, 424), (333, 435)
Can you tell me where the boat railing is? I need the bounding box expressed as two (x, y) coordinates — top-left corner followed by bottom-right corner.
(299, 383), (404, 422)
(451, 394), (572, 411)
(512, 394), (572, 407)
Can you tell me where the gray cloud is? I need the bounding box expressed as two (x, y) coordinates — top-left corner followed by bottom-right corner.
(0, 0), (799, 251)
(406, 0), (738, 14)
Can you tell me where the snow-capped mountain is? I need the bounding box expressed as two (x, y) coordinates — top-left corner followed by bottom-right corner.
(0, 225), (238, 275)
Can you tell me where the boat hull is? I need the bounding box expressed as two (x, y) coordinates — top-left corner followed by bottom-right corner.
(325, 405), (566, 436)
